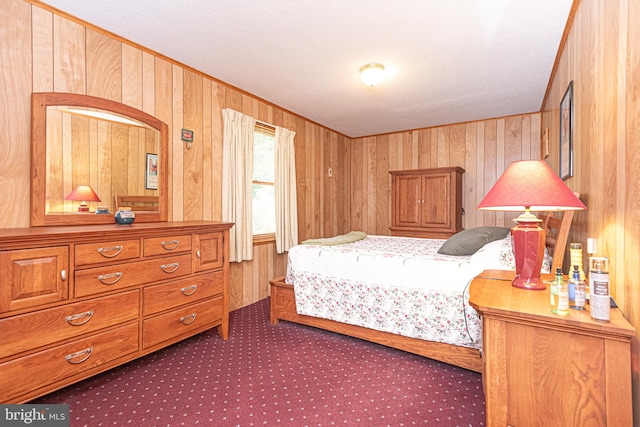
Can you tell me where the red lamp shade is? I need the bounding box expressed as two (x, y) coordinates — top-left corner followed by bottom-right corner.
(65, 185), (101, 212)
(478, 160), (586, 289)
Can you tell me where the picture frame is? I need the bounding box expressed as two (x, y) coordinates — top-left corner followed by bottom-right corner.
(559, 81), (574, 180)
(146, 153), (158, 190)
(541, 128), (549, 159)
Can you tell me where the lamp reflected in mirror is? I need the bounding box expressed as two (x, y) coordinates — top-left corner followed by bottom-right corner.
(65, 185), (101, 212)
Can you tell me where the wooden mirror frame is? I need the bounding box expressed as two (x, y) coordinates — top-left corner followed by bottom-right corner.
(31, 92), (168, 226)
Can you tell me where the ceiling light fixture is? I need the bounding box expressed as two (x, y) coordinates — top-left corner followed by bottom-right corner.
(360, 63), (385, 86)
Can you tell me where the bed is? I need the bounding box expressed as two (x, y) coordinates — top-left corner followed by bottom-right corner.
(269, 211), (574, 373)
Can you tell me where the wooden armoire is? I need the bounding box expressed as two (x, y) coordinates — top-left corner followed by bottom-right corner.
(389, 166), (464, 239)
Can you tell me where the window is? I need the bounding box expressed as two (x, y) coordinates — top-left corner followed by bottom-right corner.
(252, 123), (275, 238)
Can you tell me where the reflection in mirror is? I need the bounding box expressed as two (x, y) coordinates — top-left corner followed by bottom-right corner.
(45, 106), (159, 215)
(31, 93), (168, 226)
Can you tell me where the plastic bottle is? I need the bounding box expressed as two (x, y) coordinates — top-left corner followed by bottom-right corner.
(589, 257), (610, 321)
(551, 267), (569, 315)
(570, 265), (586, 310)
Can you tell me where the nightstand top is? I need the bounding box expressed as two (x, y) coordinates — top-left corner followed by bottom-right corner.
(469, 270), (635, 339)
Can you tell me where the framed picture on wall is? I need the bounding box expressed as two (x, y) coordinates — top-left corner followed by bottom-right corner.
(559, 81), (574, 180)
(146, 153), (158, 190)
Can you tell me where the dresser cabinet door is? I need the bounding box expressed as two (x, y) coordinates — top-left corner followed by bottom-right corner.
(193, 232), (224, 272)
(0, 246), (69, 313)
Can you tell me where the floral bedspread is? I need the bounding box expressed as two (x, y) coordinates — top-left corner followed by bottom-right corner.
(286, 235), (483, 349)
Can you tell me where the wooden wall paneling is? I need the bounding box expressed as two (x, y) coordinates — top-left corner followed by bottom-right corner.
(0, 0), (31, 227)
(388, 133), (399, 171)
(86, 29), (121, 101)
(375, 134), (390, 235)
(211, 82), (225, 220)
(183, 70), (203, 221)
(474, 122), (485, 228)
(295, 120), (308, 241)
(201, 78), (213, 221)
(365, 136), (377, 233)
(350, 137), (363, 232)
(171, 65), (184, 221)
(614, 0), (628, 311)
(242, 258), (253, 307)
(339, 133), (351, 234)
(436, 127), (449, 168)
(126, 126), (139, 196)
(225, 87), (243, 112)
(417, 129), (431, 168)
(32, 7), (53, 92)
(228, 263), (243, 311)
(464, 122), (478, 229)
(625, 1), (640, 419)
(111, 124), (128, 204)
(402, 131), (414, 169)
(53, 14), (85, 94)
(142, 52), (155, 116)
(153, 57), (173, 218)
(314, 124), (323, 238)
(449, 124), (466, 169)
(121, 43), (142, 109)
(96, 121), (111, 208)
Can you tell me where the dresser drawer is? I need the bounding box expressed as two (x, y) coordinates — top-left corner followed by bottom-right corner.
(75, 254), (192, 297)
(142, 296), (223, 349)
(75, 239), (141, 267)
(143, 234), (192, 257)
(143, 271), (223, 316)
(0, 290), (139, 359)
(0, 322), (138, 403)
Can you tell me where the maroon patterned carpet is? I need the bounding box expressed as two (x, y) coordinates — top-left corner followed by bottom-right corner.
(35, 298), (486, 426)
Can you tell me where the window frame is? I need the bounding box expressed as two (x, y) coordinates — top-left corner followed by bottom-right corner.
(252, 122), (276, 244)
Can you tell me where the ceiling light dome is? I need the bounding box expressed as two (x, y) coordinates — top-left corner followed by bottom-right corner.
(360, 63), (385, 86)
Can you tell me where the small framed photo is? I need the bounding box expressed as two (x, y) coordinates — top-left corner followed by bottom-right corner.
(559, 81), (574, 180)
(146, 153), (158, 190)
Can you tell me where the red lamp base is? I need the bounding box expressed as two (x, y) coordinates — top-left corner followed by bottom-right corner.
(510, 214), (546, 290)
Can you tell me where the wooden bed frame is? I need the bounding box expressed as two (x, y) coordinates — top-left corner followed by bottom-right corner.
(269, 211), (575, 373)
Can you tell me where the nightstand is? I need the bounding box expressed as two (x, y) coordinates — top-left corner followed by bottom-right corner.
(469, 270), (635, 427)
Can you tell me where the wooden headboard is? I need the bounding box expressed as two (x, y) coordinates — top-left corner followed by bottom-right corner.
(538, 210), (575, 272)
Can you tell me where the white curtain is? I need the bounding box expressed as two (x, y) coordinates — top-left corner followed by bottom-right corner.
(274, 126), (298, 253)
(222, 109), (256, 262)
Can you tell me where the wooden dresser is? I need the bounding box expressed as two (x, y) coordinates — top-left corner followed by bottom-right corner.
(0, 221), (233, 403)
(469, 270), (635, 427)
(389, 166), (464, 239)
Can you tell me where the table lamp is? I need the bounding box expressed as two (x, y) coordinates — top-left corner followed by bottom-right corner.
(65, 185), (101, 212)
(477, 160), (587, 290)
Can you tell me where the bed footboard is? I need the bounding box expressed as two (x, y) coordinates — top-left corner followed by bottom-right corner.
(269, 276), (483, 373)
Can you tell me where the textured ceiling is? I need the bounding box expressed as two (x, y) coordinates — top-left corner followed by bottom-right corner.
(40, 0), (573, 138)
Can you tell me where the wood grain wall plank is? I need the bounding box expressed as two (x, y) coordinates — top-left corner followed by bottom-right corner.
(53, 14), (85, 94)
(86, 29), (121, 101)
(0, 0), (32, 227)
(32, 7), (53, 92)
(182, 70), (203, 221)
(202, 78), (213, 221)
(121, 43), (142, 109)
(171, 65), (184, 221)
(142, 52), (155, 116)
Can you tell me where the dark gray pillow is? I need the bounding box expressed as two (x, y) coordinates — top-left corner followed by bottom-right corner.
(437, 226), (511, 256)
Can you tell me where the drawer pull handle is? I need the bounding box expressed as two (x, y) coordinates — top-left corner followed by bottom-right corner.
(180, 313), (197, 325)
(97, 272), (123, 285)
(161, 240), (180, 250)
(65, 347), (93, 364)
(180, 284), (198, 296)
(98, 245), (123, 258)
(160, 262), (180, 273)
(61, 269), (67, 281)
(65, 310), (95, 326)
(197, 250), (201, 258)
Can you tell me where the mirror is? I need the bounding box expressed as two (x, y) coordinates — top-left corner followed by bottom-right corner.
(31, 92), (168, 226)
